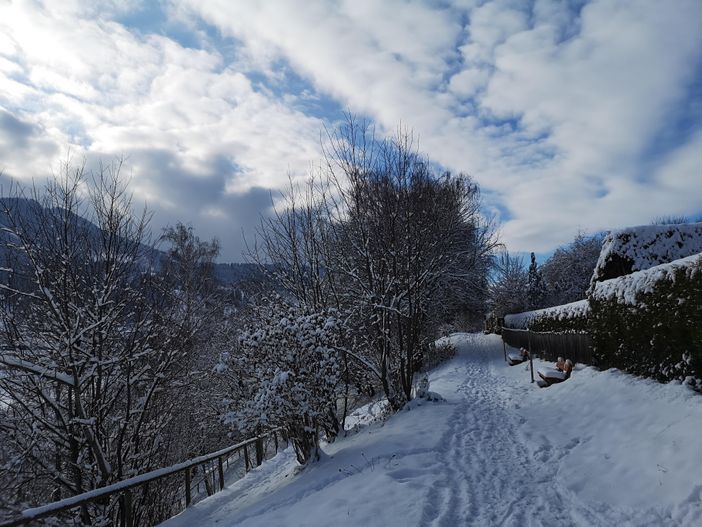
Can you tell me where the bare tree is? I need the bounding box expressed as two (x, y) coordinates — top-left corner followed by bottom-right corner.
(326, 118), (498, 408)
(651, 215), (690, 225)
(250, 176), (341, 311)
(249, 116), (498, 414)
(488, 250), (528, 317)
(0, 162), (198, 524)
(157, 223), (231, 460)
(540, 232), (604, 306)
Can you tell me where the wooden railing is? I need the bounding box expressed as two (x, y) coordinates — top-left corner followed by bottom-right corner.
(0, 428), (286, 527)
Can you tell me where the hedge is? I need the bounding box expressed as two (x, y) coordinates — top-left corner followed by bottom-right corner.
(591, 223), (702, 283)
(589, 253), (702, 392)
(503, 300), (589, 333)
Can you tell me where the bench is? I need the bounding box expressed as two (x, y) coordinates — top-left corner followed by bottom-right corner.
(507, 349), (529, 366)
(537, 360), (573, 387)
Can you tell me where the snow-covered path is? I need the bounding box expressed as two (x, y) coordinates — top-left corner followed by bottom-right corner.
(163, 334), (702, 527)
(421, 349), (578, 526)
(421, 340), (626, 526)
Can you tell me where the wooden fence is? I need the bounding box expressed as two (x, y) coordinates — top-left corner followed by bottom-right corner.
(501, 327), (593, 365)
(0, 428), (286, 527)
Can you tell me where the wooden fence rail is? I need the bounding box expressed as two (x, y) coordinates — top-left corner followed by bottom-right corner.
(0, 428), (286, 527)
(501, 327), (593, 365)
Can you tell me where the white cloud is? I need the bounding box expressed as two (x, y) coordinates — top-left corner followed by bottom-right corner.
(0, 0), (330, 258)
(178, 0), (702, 252)
(1, 0), (701, 259)
(458, 0), (528, 65)
(176, 0), (462, 128)
(477, 0), (702, 248)
(653, 129), (702, 212)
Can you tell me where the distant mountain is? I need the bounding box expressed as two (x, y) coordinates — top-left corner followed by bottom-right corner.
(0, 197), (263, 285)
(213, 262), (264, 284)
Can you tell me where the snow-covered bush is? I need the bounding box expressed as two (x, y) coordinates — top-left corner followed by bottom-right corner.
(503, 300), (590, 333)
(591, 223), (702, 284)
(219, 299), (343, 464)
(421, 339), (456, 371)
(589, 252), (702, 391)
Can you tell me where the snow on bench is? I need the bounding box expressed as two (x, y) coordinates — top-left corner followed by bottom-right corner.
(507, 350), (528, 366)
(537, 368), (568, 381)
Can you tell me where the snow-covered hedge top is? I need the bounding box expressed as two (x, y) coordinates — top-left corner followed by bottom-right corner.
(503, 299), (589, 330)
(591, 251), (702, 305)
(592, 223), (702, 283)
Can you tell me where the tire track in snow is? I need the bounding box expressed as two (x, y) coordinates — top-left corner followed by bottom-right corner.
(421, 338), (611, 526)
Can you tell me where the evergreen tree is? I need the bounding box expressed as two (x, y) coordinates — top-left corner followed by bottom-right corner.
(527, 252), (545, 309)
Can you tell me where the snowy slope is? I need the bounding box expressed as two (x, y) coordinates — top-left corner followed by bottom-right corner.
(161, 334), (702, 527)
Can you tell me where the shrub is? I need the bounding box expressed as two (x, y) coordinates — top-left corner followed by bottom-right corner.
(421, 340), (456, 371)
(503, 300), (589, 333)
(589, 253), (702, 392)
(591, 223), (702, 283)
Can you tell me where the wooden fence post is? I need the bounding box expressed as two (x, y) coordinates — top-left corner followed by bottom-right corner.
(503, 338), (507, 362)
(204, 463), (214, 496)
(255, 437), (264, 466)
(527, 331), (534, 383)
(184, 469), (192, 507)
(121, 490), (133, 527)
(243, 444), (251, 472)
(218, 457), (225, 491)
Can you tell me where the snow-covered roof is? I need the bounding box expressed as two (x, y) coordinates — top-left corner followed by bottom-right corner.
(503, 299), (589, 330)
(592, 223), (702, 283)
(591, 251), (702, 305)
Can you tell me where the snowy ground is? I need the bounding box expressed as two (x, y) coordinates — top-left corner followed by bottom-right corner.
(161, 334), (702, 526)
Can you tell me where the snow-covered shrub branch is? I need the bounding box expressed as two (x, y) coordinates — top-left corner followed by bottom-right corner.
(218, 299), (343, 464)
(421, 339), (457, 371)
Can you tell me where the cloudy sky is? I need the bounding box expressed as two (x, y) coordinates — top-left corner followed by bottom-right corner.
(1, 0), (701, 261)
